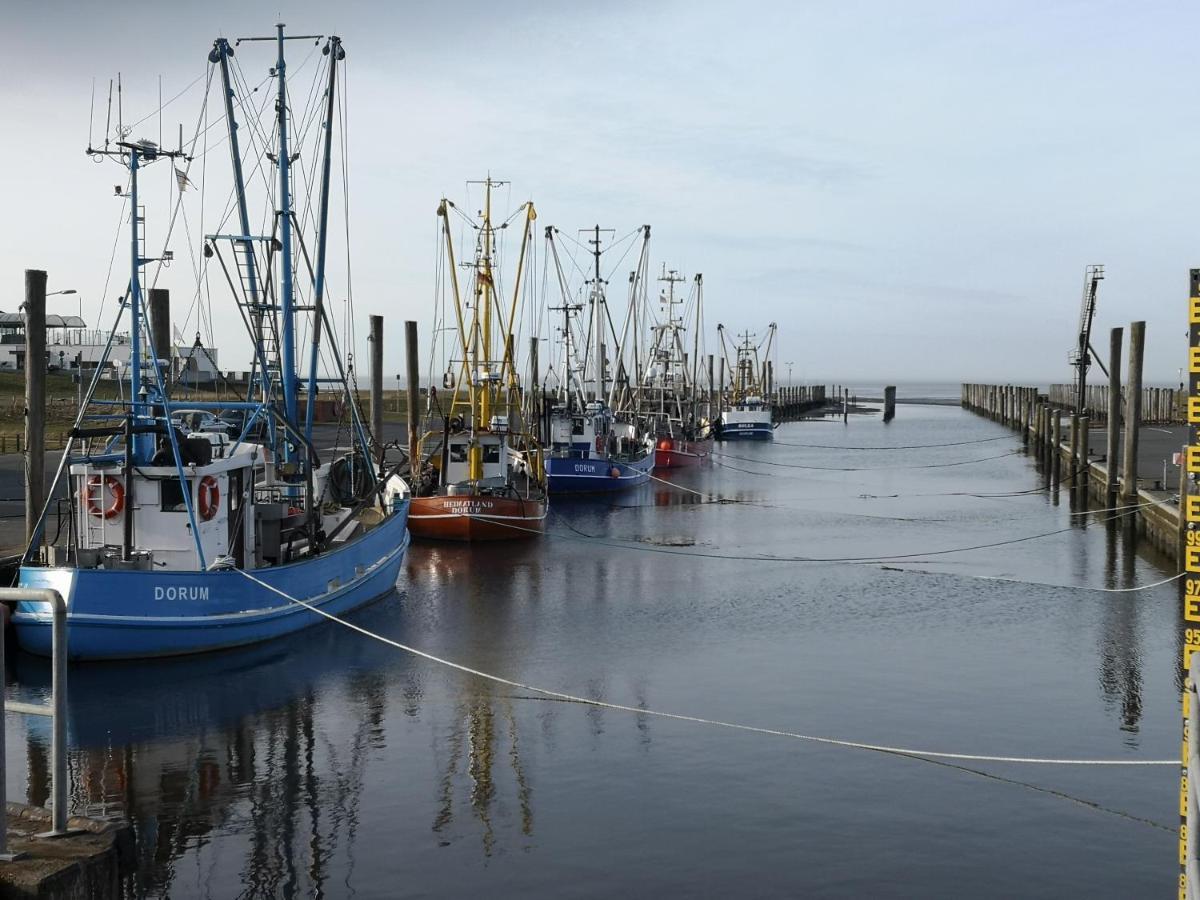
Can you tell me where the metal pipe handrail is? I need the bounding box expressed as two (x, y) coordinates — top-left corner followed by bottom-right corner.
(1189, 676), (1199, 899)
(0, 588), (69, 856)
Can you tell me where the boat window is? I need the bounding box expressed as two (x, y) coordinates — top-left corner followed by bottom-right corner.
(161, 478), (189, 512)
(571, 418), (585, 436)
(449, 443), (467, 463)
(483, 445), (500, 463)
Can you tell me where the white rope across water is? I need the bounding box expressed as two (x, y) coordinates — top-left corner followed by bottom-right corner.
(889, 568), (1187, 594)
(236, 569), (1175, 767)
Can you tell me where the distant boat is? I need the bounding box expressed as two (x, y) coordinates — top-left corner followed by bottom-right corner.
(408, 179), (547, 541)
(543, 225), (656, 492)
(637, 265), (714, 468)
(15, 29), (410, 659)
(715, 324), (777, 441)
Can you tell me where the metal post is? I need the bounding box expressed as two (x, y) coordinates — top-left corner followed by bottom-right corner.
(1189, 676), (1200, 895)
(369, 315), (384, 468)
(25, 270), (46, 550)
(405, 321), (420, 469)
(1122, 321), (1146, 502)
(0, 588), (69, 844)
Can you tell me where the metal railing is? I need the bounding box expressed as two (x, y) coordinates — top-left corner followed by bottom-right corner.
(1189, 676), (1199, 898)
(0, 588), (69, 858)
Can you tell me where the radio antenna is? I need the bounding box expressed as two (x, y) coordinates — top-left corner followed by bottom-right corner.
(104, 78), (113, 151)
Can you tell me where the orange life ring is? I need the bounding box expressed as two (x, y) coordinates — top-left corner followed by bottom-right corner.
(198, 475), (220, 521)
(84, 475), (124, 519)
(610, 466), (621, 478)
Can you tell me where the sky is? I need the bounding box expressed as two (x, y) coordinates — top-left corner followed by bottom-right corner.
(2, 0), (1197, 387)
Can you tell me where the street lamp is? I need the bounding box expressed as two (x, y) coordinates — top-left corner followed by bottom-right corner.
(46, 288), (80, 320)
(786, 361), (794, 386)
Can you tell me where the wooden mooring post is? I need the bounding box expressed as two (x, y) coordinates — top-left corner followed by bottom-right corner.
(1106, 326), (1123, 500)
(1120, 321), (1145, 503)
(25, 269), (46, 549)
(369, 315), (384, 468)
(405, 321), (420, 469)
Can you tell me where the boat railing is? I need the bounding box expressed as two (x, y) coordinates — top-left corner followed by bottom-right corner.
(0, 588), (70, 857)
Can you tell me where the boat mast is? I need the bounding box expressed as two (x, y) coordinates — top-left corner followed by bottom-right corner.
(275, 23), (298, 432)
(479, 178), (495, 428)
(128, 149), (148, 461)
(209, 38), (269, 401)
(692, 274), (702, 427)
(587, 225), (607, 402)
(304, 36), (343, 446)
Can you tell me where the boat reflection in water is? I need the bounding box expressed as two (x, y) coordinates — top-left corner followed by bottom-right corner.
(10, 585), (543, 897)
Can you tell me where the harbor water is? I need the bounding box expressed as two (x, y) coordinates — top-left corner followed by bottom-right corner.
(2, 400), (1181, 898)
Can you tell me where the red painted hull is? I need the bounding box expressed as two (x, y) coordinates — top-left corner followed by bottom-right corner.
(653, 435), (714, 468)
(408, 494), (546, 542)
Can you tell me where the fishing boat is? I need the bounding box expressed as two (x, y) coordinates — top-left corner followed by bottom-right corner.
(15, 28), (410, 660)
(542, 225), (656, 492)
(407, 179), (547, 541)
(715, 324), (777, 440)
(639, 266), (714, 468)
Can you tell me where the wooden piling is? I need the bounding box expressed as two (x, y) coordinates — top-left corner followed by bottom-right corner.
(405, 321), (420, 469)
(883, 385), (896, 423)
(25, 269), (46, 549)
(369, 314), (384, 467)
(1051, 409), (1062, 483)
(707, 354), (715, 420)
(1121, 321), (1145, 502)
(1106, 327), (1123, 499)
(148, 287), (171, 387)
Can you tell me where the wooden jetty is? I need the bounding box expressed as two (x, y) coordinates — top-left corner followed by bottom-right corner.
(960, 322), (1188, 564)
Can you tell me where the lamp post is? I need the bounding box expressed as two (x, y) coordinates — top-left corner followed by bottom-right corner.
(786, 361), (794, 386)
(46, 289), (79, 320)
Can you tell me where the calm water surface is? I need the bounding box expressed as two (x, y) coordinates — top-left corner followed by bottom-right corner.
(3, 403), (1182, 898)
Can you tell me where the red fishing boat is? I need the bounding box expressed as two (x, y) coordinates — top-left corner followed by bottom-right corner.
(654, 432), (714, 468)
(408, 180), (547, 542)
(408, 491), (546, 541)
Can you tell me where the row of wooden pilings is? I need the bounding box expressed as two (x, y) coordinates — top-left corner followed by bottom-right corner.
(960, 321), (1150, 505)
(1046, 383), (1182, 425)
(774, 384), (828, 421)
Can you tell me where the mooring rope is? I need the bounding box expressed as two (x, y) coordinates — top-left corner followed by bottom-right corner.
(886, 568), (1186, 594)
(235, 569), (1174, 767)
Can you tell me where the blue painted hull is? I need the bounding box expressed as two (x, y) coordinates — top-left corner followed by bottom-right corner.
(13, 502), (410, 660)
(546, 450), (655, 493)
(717, 423), (774, 441)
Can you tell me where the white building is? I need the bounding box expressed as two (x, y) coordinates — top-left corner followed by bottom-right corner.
(0, 313), (221, 384)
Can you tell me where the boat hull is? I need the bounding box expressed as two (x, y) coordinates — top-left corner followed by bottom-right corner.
(654, 435), (713, 468)
(717, 411), (774, 441)
(546, 450), (655, 493)
(408, 494), (545, 541)
(13, 502), (411, 660)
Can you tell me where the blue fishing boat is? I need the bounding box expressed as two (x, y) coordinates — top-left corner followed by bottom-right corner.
(543, 225), (656, 493)
(15, 27), (409, 660)
(715, 324), (778, 441)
